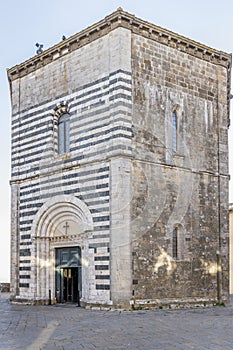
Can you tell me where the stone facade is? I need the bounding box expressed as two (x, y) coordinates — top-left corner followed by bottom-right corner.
(8, 8), (232, 307)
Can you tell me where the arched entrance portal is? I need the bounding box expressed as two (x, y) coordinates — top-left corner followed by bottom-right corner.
(30, 195), (93, 304)
(55, 246), (81, 304)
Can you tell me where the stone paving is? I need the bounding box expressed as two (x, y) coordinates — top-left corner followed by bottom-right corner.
(0, 293), (233, 350)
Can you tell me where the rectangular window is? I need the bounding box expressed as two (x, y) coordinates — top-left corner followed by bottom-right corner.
(58, 113), (70, 154)
(172, 112), (177, 152)
(58, 121), (65, 153)
(172, 227), (178, 259)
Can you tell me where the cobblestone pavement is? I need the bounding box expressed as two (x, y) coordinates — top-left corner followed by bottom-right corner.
(0, 293), (233, 350)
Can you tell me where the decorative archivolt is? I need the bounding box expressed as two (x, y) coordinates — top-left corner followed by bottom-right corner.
(53, 101), (70, 119)
(30, 195), (93, 240)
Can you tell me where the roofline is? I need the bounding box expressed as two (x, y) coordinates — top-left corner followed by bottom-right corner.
(7, 7), (232, 82)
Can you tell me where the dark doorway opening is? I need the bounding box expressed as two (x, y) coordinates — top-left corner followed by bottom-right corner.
(55, 247), (81, 304)
(62, 267), (79, 303)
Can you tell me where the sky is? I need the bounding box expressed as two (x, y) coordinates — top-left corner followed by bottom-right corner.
(0, 0), (233, 282)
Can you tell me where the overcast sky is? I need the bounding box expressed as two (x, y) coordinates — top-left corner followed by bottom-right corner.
(0, 0), (233, 282)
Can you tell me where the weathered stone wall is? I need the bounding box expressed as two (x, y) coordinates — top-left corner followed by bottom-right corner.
(8, 8), (231, 307)
(131, 33), (230, 304)
(0, 283), (10, 292)
(230, 205), (233, 295)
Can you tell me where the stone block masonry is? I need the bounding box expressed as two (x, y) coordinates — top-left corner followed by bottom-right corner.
(8, 8), (232, 308)
(130, 30), (231, 305)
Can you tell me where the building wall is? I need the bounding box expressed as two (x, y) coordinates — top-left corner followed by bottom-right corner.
(9, 8), (231, 307)
(229, 205), (233, 295)
(10, 26), (133, 305)
(131, 32), (230, 304)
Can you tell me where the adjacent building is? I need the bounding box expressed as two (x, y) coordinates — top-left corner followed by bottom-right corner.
(229, 204), (233, 295)
(8, 8), (232, 307)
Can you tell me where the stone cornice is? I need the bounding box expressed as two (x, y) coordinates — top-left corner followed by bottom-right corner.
(7, 7), (232, 82)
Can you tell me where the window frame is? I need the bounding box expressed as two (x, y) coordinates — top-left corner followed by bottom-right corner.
(53, 102), (71, 156)
(172, 111), (178, 153)
(172, 226), (178, 260)
(58, 113), (70, 154)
